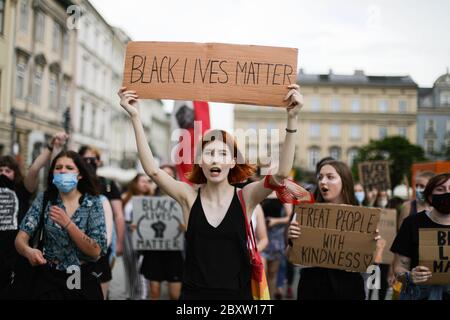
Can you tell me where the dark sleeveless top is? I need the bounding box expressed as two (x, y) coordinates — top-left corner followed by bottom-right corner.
(181, 187), (252, 300)
(409, 199), (418, 216)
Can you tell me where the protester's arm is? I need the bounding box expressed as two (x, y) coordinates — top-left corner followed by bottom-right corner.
(23, 132), (68, 193)
(243, 84), (303, 215)
(118, 88), (194, 205)
(254, 205), (268, 252)
(111, 199), (125, 256)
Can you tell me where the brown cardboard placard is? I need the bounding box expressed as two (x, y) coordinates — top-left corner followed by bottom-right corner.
(288, 203), (381, 272)
(376, 209), (397, 264)
(122, 41), (298, 107)
(419, 228), (450, 285)
(358, 160), (391, 191)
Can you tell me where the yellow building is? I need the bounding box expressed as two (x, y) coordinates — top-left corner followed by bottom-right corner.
(6, 0), (77, 166)
(234, 70), (418, 172)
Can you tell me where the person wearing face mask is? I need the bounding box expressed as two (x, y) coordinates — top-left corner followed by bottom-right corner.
(391, 173), (450, 300)
(354, 182), (366, 206)
(288, 160), (381, 300)
(78, 146), (125, 299)
(398, 171), (435, 229)
(118, 84), (303, 300)
(14, 151), (107, 300)
(0, 132), (68, 299)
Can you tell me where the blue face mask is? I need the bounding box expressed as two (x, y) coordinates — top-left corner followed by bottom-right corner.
(416, 188), (425, 202)
(52, 173), (79, 193)
(355, 191), (365, 204)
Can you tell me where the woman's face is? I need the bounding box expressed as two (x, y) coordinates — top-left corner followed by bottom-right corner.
(0, 166), (15, 181)
(54, 157), (80, 176)
(200, 140), (235, 184)
(415, 177), (430, 191)
(318, 164), (343, 203)
(432, 178), (450, 195)
(137, 175), (153, 194)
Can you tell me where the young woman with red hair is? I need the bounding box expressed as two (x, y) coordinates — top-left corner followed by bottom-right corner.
(118, 85), (303, 300)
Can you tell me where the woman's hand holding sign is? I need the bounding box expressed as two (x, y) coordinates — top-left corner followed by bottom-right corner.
(118, 87), (140, 118)
(284, 84), (303, 118)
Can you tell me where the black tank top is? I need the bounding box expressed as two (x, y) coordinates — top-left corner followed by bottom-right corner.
(182, 187), (251, 298)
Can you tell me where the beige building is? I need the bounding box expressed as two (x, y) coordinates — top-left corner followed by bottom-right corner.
(3, 0), (77, 167)
(0, 0), (15, 156)
(234, 70), (418, 172)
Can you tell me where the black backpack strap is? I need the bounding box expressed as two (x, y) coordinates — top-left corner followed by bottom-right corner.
(32, 191), (49, 250)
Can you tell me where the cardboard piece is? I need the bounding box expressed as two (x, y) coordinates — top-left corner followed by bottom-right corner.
(419, 228), (450, 285)
(132, 196), (185, 251)
(358, 160), (391, 191)
(122, 41), (298, 107)
(288, 203), (381, 272)
(376, 209), (397, 264)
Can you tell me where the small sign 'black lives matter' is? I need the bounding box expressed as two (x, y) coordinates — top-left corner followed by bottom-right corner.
(132, 196), (184, 251)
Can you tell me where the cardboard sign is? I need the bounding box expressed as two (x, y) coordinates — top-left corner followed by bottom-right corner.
(358, 160), (391, 191)
(288, 203), (381, 272)
(0, 188), (19, 231)
(376, 209), (397, 264)
(132, 196), (185, 251)
(122, 41), (298, 107)
(419, 229), (450, 285)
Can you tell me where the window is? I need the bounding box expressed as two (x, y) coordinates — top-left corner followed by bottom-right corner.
(79, 104), (85, 133)
(52, 21), (62, 52)
(329, 147), (341, 160)
(330, 124), (340, 138)
(15, 55), (27, 99)
(351, 98), (361, 112)
(447, 120), (450, 133)
(310, 123), (321, 138)
(83, 20), (90, 45)
(32, 65), (43, 105)
(379, 126), (388, 139)
(81, 56), (88, 84)
(331, 98), (341, 112)
(308, 147), (321, 170)
(35, 11), (45, 43)
(348, 148), (359, 166)
(350, 125), (361, 140)
(60, 78), (69, 109)
(426, 140), (435, 154)
(426, 119), (435, 132)
(62, 32), (69, 60)
(49, 72), (58, 109)
(0, 0), (4, 35)
(441, 92), (450, 105)
(91, 106), (96, 135)
(19, 0), (28, 32)
(378, 99), (388, 113)
(311, 97), (320, 111)
(399, 100), (407, 113)
(398, 127), (407, 137)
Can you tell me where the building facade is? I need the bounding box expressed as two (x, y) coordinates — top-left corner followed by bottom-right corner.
(417, 70), (450, 160)
(6, 0), (76, 167)
(234, 70), (418, 172)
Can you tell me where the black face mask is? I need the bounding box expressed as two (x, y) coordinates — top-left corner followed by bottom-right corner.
(431, 193), (450, 215)
(0, 174), (15, 190)
(83, 157), (98, 175)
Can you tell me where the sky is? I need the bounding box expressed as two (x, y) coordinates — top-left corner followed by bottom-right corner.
(90, 0), (450, 131)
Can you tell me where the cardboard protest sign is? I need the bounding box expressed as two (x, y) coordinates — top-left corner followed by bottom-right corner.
(288, 203), (381, 272)
(419, 229), (450, 285)
(358, 160), (391, 191)
(0, 188), (19, 231)
(132, 196), (185, 251)
(122, 41), (298, 107)
(375, 209), (397, 264)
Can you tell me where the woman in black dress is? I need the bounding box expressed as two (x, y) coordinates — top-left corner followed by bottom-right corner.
(118, 84), (303, 300)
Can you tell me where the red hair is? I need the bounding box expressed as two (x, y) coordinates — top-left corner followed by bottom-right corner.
(187, 130), (256, 184)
